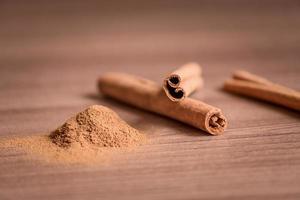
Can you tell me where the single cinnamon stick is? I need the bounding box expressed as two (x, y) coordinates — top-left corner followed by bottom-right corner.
(98, 72), (227, 135)
(163, 63), (203, 102)
(224, 71), (300, 111)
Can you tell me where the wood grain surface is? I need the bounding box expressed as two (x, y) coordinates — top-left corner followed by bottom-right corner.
(0, 1), (300, 199)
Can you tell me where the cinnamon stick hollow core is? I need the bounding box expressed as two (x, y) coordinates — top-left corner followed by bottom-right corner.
(99, 72), (227, 135)
(163, 63), (203, 102)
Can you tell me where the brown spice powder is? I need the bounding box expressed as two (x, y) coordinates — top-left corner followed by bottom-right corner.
(50, 105), (145, 148)
(0, 105), (146, 165)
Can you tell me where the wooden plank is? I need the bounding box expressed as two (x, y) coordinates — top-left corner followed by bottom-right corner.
(0, 1), (300, 200)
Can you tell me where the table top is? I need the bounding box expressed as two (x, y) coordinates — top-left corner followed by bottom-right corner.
(1, 1), (300, 199)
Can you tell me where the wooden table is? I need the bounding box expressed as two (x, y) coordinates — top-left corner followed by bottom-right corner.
(1, 1), (300, 199)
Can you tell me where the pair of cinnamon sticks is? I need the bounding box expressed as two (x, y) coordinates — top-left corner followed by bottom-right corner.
(163, 63), (203, 102)
(98, 63), (227, 135)
(224, 70), (300, 111)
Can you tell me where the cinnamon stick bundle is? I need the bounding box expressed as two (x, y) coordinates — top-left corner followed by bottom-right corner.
(98, 73), (227, 135)
(163, 63), (203, 102)
(224, 70), (300, 111)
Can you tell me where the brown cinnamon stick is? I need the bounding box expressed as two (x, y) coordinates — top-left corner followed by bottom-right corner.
(232, 70), (274, 85)
(163, 63), (203, 102)
(224, 70), (300, 111)
(98, 73), (227, 135)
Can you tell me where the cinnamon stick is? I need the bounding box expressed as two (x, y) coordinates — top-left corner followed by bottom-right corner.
(232, 70), (274, 85)
(163, 63), (203, 102)
(224, 70), (300, 111)
(98, 73), (227, 135)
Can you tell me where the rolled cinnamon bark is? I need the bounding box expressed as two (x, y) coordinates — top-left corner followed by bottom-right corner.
(163, 63), (203, 102)
(232, 70), (274, 85)
(99, 73), (227, 135)
(232, 70), (298, 93)
(224, 71), (300, 111)
(164, 76), (203, 102)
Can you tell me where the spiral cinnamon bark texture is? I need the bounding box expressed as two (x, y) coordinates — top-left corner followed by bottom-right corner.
(163, 63), (203, 102)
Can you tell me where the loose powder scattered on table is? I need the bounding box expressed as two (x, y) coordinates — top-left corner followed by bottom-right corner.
(0, 105), (146, 165)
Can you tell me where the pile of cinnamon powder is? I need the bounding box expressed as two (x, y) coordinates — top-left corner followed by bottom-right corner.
(50, 105), (144, 148)
(0, 105), (146, 164)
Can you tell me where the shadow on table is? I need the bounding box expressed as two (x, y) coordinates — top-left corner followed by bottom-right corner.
(84, 93), (211, 138)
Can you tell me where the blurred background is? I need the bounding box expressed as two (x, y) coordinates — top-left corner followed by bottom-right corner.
(1, 0), (299, 111)
(1, 1), (300, 71)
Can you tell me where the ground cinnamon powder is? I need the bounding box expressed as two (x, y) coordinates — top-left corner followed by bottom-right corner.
(50, 105), (144, 148)
(0, 105), (146, 165)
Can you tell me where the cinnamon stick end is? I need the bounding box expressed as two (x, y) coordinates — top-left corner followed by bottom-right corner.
(163, 80), (186, 102)
(167, 74), (181, 88)
(207, 113), (227, 135)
